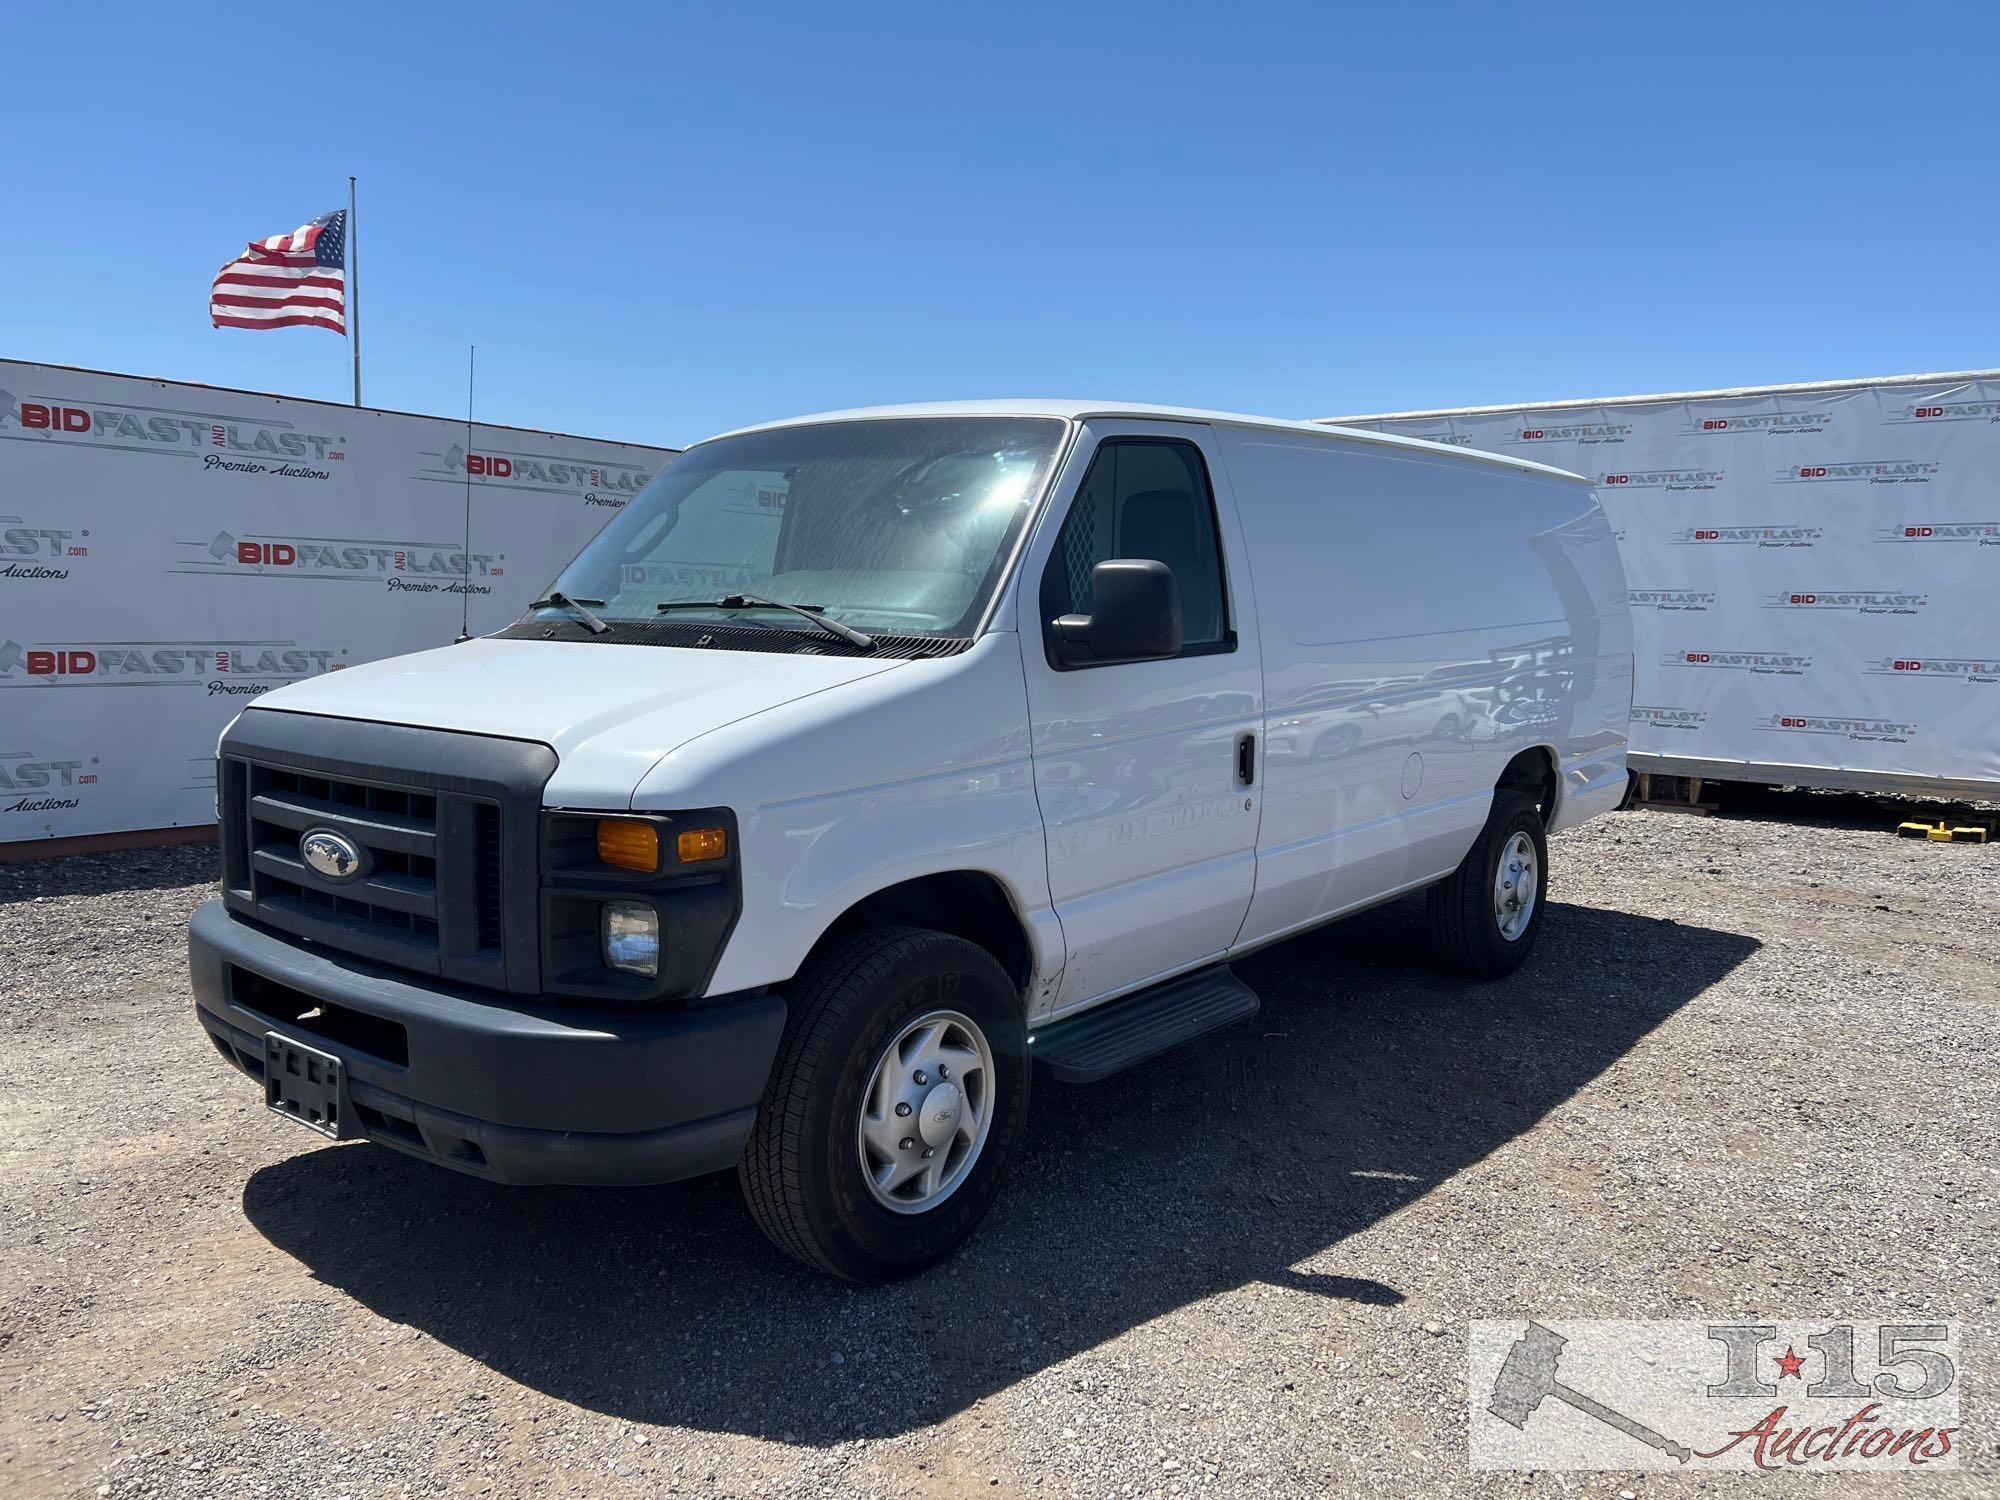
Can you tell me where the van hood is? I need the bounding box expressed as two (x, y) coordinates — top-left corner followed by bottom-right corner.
(246, 635), (909, 807)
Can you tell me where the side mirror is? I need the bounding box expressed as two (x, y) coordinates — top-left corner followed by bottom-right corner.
(1050, 559), (1182, 667)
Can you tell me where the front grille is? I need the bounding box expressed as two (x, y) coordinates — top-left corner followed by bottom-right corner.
(245, 764), (449, 967)
(217, 710), (555, 995)
(473, 802), (504, 952)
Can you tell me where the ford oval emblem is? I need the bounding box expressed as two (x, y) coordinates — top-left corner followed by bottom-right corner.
(300, 828), (363, 881)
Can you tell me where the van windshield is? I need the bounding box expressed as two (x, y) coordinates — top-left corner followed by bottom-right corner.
(535, 416), (1068, 641)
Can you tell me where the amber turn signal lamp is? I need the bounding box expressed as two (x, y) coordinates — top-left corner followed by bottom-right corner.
(676, 826), (728, 863)
(596, 818), (660, 873)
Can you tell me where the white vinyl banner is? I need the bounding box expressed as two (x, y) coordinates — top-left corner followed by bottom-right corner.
(0, 360), (676, 842)
(1338, 374), (2000, 798)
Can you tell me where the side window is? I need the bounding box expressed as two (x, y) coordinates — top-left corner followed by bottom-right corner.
(1039, 438), (1230, 655)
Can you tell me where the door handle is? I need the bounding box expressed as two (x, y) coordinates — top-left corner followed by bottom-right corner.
(1236, 732), (1256, 787)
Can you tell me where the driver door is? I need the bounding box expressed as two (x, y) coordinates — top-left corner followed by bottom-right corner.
(1015, 420), (1263, 1017)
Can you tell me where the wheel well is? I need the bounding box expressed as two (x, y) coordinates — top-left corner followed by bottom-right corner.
(1498, 745), (1559, 824)
(813, 872), (1034, 992)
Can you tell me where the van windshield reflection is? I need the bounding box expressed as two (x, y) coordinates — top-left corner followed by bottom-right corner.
(531, 416), (1067, 643)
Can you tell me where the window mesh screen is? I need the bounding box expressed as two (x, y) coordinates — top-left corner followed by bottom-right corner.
(1061, 503), (1099, 613)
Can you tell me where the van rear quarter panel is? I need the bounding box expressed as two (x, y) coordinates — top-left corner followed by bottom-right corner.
(1218, 429), (1631, 945)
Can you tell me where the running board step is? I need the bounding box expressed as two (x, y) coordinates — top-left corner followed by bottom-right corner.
(1031, 966), (1261, 1084)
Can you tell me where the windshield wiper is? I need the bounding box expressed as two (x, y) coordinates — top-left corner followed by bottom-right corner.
(656, 595), (875, 651)
(527, 591), (609, 635)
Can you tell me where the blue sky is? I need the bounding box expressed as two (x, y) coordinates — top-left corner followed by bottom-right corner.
(3, 2), (1993, 449)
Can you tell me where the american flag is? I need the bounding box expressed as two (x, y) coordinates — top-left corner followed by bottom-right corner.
(209, 210), (347, 334)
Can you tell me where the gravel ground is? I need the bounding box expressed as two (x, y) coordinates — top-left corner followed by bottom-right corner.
(2, 796), (1995, 1498)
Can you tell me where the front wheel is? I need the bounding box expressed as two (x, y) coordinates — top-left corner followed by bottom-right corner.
(1426, 789), (1548, 979)
(738, 926), (1030, 1281)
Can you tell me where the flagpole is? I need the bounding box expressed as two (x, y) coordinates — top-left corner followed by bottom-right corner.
(348, 175), (361, 407)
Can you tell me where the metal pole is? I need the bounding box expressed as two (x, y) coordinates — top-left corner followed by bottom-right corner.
(456, 345), (475, 642)
(348, 175), (361, 407)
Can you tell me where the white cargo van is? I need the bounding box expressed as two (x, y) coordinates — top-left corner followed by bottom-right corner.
(190, 403), (1632, 1280)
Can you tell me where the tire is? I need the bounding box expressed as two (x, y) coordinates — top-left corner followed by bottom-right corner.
(738, 926), (1030, 1282)
(1426, 789), (1548, 979)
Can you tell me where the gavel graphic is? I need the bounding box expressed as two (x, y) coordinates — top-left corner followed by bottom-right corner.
(1487, 1321), (1693, 1464)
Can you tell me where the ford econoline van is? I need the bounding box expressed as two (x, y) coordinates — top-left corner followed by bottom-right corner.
(190, 403), (1633, 1280)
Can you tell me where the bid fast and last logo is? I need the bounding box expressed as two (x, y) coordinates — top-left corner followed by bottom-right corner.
(1886, 398), (2000, 425)
(1776, 459), (1937, 486)
(420, 442), (658, 510)
(0, 748), (100, 816)
(170, 530), (506, 595)
(1757, 712), (1918, 743)
(1762, 590), (1926, 616)
(1865, 655), (2000, 684)
(1599, 468), (1723, 492)
(1626, 588), (1715, 613)
(1875, 520), (2000, 545)
(0, 639), (348, 698)
(1682, 409), (1835, 437)
(1, 513), (88, 582)
(1674, 524), (1822, 548)
(1665, 649), (1811, 676)
(0, 386), (345, 473)
(1504, 420), (1632, 447)
(1630, 705), (1707, 731)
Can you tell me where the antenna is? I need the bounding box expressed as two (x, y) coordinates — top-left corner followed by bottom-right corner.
(455, 344), (475, 643)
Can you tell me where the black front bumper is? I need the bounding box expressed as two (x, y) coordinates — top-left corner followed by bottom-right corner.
(190, 897), (785, 1186)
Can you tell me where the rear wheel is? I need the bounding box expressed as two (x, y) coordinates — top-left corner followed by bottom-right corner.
(1426, 790), (1548, 979)
(738, 926), (1030, 1281)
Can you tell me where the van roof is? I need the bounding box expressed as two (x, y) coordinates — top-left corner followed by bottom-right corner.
(708, 400), (1590, 484)
(1323, 367), (2000, 423)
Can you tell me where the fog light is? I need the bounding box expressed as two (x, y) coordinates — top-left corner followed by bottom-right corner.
(602, 901), (660, 976)
(676, 825), (728, 863)
(597, 818), (660, 873)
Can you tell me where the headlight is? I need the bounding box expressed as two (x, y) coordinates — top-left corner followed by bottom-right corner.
(601, 901), (660, 976)
(541, 808), (739, 1000)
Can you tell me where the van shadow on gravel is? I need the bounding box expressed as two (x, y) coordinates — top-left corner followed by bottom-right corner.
(241, 894), (1757, 1443)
